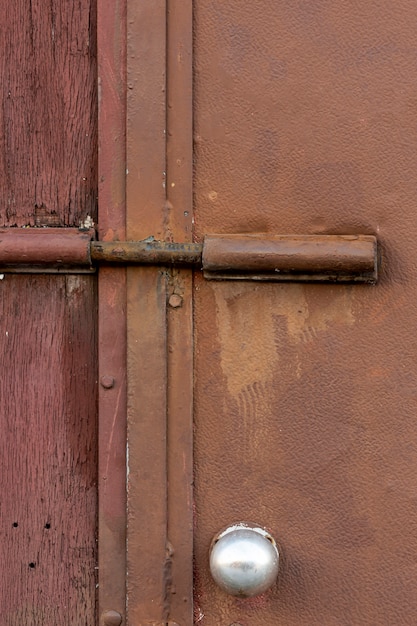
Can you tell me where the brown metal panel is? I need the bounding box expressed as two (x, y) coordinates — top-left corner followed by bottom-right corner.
(97, 0), (127, 623)
(126, 1), (169, 623)
(166, 1), (194, 623)
(0, 275), (97, 625)
(126, 0), (166, 240)
(193, 1), (417, 624)
(0, 0), (97, 227)
(97, 0), (126, 245)
(127, 267), (168, 625)
(167, 275), (194, 625)
(126, 1), (195, 622)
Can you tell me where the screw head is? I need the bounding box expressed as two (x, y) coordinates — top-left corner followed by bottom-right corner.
(100, 375), (115, 389)
(101, 610), (122, 626)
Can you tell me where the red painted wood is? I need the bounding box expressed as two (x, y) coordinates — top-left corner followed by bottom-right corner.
(0, 275), (97, 624)
(0, 2), (99, 622)
(0, 1), (97, 226)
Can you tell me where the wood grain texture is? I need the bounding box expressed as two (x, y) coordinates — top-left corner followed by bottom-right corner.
(0, 275), (97, 625)
(0, 1), (97, 226)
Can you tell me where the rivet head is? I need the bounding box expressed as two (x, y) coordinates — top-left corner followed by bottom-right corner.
(209, 522), (279, 597)
(100, 375), (115, 389)
(101, 610), (122, 626)
(169, 293), (183, 308)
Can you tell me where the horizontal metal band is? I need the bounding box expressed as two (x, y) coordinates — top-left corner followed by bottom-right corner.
(0, 229), (378, 282)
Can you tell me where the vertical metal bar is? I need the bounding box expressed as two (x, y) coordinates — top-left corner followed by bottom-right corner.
(166, 0), (194, 623)
(126, 1), (169, 624)
(97, 0), (127, 623)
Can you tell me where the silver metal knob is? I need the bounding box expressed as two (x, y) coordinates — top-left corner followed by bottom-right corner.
(209, 522), (279, 597)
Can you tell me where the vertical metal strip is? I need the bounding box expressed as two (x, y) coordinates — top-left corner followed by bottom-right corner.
(166, 0), (194, 623)
(126, 1), (169, 624)
(97, 0), (127, 623)
(126, 269), (168, 624)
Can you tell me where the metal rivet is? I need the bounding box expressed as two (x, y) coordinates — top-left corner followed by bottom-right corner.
(169, 293), (183, 308)
(100, 376), (115, 389)
(101, 610), (122, 626)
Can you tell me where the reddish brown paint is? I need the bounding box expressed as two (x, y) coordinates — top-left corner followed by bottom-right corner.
(125, 1), (194, 623)
(202, 234), (377, 282)
(0, 275), (97, 624)
(0, 228), (94, 271)
(166, 2), (194, 623)
(97, 0), (127, 622)
(193, 1), (417, 624)
(0, 1), (98, 623)
(0, 0), (97, 227)
(126, 1), (169, 623)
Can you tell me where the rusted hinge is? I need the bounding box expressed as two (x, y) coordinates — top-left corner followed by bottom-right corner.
(0, 228), (378, 283)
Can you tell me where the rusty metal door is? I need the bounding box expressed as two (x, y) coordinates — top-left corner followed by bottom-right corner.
(115, 1), (417, 624)
(3, 1), (417, 625)
(191, 2), (417, 625)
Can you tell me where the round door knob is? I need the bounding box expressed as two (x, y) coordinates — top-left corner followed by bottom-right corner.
(209, 522), (279, 597)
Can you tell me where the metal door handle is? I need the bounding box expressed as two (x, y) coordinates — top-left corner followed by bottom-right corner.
(209, 523), (280, 597)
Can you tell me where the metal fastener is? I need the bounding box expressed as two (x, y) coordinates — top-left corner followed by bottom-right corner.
(100, 376), (115, 389)
(101, 610), (122, 626)
(168, 293), (183, 308)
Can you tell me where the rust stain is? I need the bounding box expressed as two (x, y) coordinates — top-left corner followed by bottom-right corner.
(214, 282), (354, 399)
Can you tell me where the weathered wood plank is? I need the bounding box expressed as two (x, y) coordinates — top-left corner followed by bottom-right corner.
(0, 274), (97, 625)
(0, 1), (97, 226)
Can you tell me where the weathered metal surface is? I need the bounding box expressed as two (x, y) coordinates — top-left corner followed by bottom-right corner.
(126, 0), (169, 623)
(97, 267), (127, 626)
(97, 0), (127, 621)
(203, 234), (377, 282)
(165, 0), (195, 623)
(0, 275), (97, 625)
(91, 240), (201, 266)
(0, 228), (94, 272)
(126, 0), (195, 622)
(127, 268), (169, 625)
(193, 1), (417, 624)
(0, 233), (377, 283)
(0, 0), (97, 227)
